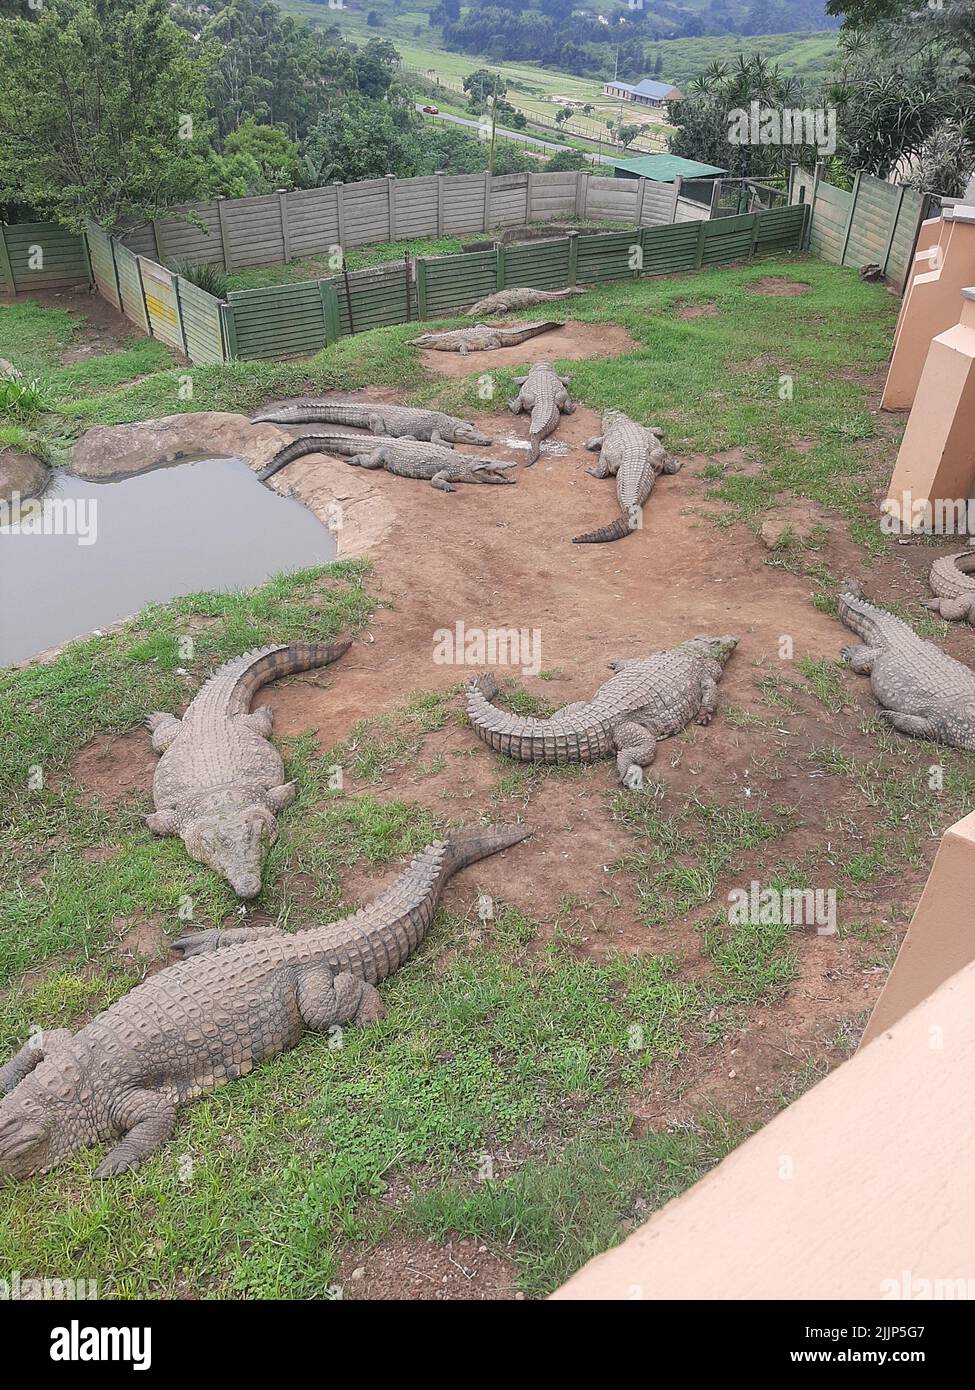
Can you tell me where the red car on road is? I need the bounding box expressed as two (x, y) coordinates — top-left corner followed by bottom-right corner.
(421, 105), (440, 115)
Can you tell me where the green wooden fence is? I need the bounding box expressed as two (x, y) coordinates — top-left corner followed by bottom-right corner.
(0, 221), (91, 294)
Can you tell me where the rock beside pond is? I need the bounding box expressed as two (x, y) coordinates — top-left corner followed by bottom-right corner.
(71, 412), (293, 480)
(0, 448), (49, 503)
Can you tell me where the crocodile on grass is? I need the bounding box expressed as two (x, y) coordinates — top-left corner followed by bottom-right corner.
(251, 401), (490, 445)
(467, 637), (737, 788)
(508, 360), (574, 464)
(410, 321), (560, 355)
(573, 410), (681, 544)
(145, 641), (350, 898)
(465, 287), (587, 317)
(923, 551), (975, 623)
(839, 577), (975, 748)
(258, 434), (516, 491)
(0, 824), (529, 1180)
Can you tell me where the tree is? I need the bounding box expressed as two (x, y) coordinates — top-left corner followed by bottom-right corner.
(544, 148), (591, 171)
(366, 11), (381, 26)
(617, 124), (641, 150)
(0, 0), (212, 229)
(464, 67), (506, 111)
(209, 118), (300, 195)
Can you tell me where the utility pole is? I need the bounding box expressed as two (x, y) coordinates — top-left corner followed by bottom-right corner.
(488, 73), (498, 175)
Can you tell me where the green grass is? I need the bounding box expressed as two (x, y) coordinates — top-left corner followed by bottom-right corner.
(224, 237), (467, 292)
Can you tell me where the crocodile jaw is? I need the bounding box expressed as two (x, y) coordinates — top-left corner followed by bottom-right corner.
(0, 1094), (55, 1181)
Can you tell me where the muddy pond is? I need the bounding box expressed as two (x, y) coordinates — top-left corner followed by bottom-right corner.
(0, 457), (337, 666)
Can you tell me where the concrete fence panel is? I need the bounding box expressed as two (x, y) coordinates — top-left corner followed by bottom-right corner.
(287, 186), (340, 260)
(0, 221), (90, 293)
(86, 222), (120, 307)
(392, 176), (440, 239)
(342, 178), (393, 248)
(583, 175), (638, 223)
(221, 194), (286, 269)
(488, 172), (530, 228)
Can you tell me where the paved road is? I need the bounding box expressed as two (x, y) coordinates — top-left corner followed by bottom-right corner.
(415, 106), (618, 166)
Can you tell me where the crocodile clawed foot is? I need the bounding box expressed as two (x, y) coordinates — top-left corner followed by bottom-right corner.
(695, 710), (714, 726)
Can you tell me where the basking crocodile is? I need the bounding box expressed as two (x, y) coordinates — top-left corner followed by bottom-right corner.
(467, 637), (737, 788)
(839, 577), (975, 748)
(251, 401), (490, 445)
(0, 824), (529, 1180)
(259, 434), (515, 490)
(410, 321), (560, 355)
(508, 361), (574, 464)
(923, 551), (975, 623)
(145, 640), (350, 898)
(466, 287), (586, 317)
(573, 410), (681, 544)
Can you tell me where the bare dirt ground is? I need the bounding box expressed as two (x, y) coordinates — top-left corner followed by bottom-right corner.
(415, 320), (634, 376)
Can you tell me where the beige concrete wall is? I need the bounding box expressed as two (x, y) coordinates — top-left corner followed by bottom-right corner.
(553, 959), (975, 1300)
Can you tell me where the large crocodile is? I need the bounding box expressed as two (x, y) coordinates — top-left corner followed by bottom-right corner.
(259, 434), (516, 490)
(923, 551), (975, 623)
(145, 640), (350, 898)
(251, 401), (490, 445)
(465, 287), (586, 317)
(508, 361), (574, 464)
(410, 321), (560, 355)
(839, 578), (975, 748)
(573, 410), (681, 544)
(467, 637), (737, 787)
(0, 824), (529, 1180)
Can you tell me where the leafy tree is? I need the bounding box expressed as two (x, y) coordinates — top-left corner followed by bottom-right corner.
(464, 67), (506, 110)
(209, 118), (300, 195)
(0, 0), (212, 229)
(544, 148), (591, 171)
(617, 124), (641, 150)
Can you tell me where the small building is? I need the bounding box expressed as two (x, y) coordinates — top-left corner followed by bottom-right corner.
(602, 79), (683, 108)
(607, 155), (726, 184)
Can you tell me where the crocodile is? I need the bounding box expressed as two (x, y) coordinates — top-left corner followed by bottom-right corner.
(0, 823), (529, 1181)
(410, 321), (561, 355)
(466, 637), (737, 788)
(258, 434), (516, 491)
(465, 287), (587, 317)
(839, 577), (975, 748)
(145, 640), (350, 898)
(251, 401), (490, 445)
(573, 410), (681, 544)
(507, 360), (574, 464)
(923, 551), (975, 623)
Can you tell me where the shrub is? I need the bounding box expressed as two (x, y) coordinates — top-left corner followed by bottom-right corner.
(174, 261), (229, 300)
(0, 373), (54, 421)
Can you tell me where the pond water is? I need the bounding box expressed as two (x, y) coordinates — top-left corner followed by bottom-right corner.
(0, 457), (337, 666)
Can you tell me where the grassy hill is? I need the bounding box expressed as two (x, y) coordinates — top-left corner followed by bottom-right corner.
(276, 1), (839, 95)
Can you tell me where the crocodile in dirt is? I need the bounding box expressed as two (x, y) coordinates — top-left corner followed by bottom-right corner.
(923, 551), (975, 623)
(467, 637), (737, 787)
(0, 824), (529, 1180)
(508, 360), (574, 463)
(839, 577), (975, 748)
(251, 401), (490, 445)
(258, 434), (516, 490)
(145, 641), (350, 898)
(465, 287), (587, 317)
(573, 410), (681, 544)
(410, 321), (560, 354)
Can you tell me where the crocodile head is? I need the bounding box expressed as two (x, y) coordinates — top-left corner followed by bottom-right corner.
(182, 794), (278, 898)
(0, 1089), (60, 1181)
(453, 423), (492, 445)
(694, 635), (739, 664)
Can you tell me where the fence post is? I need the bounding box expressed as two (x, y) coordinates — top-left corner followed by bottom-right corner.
(483, 171), (492, 234)
(436, 171), (445, 237)
(527, 170), (535, 222)
(805, 164), (821, 251)
(567, 232), (578, 287)
(151, 219), (168, 265)
(216, 196), (233, 272)
(416, 259), (428, 319)
(220, 301), (238, 360)
(386, 174), (397, 243)
(840, 169), (862, 266)
(171, 271), (190, 359)
(335, 182), (346, 250)
(0, 225), (13, 294)
(80, 229), (94, 292)
(882, 184), (906, 280)
(636, 176), (647, 226)
(695, 218), (706, 268)
(496, 243), (506, 290)
(278, 189), (291, 264)
(748, 211), (761, 261)
(708, 178), (721, 219)
(575, 170), (590, 219)
(108, 233), (123, 309)
(788, 161), (798, 205)
(320, 280), (342, 343)
(133, 248), (152, 334)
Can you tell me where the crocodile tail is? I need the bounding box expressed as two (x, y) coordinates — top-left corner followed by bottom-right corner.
(527, 404), (560, 464)
(837, 577), (892, 646)
(572, 515), (631, 544)
(224, 640), (352, 715)
(466, 673), (610, 764)
(441, 823), (531, 876)
(257, 437), (345, 483)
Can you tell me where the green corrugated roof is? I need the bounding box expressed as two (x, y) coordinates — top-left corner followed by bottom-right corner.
(608, 155), (726, 182)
